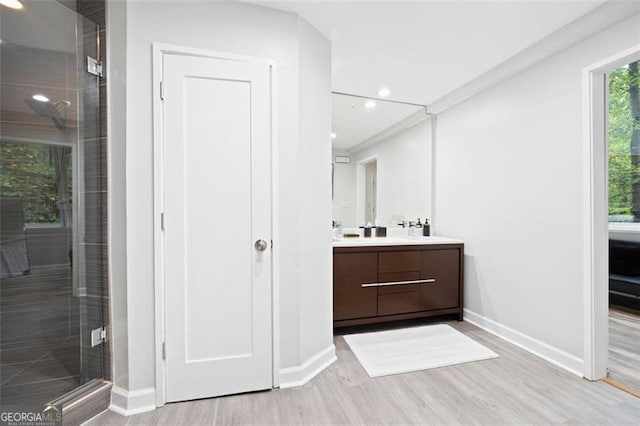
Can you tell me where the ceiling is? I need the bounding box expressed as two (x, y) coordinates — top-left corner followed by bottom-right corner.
(332, 93), (424, 151)
(0, 0), (78, 53)
(249, 0), (605, 105)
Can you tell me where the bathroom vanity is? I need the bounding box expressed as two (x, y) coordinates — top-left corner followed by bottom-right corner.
(333, 236), (464, 327)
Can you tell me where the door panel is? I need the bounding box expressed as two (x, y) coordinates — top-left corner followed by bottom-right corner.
(333, 252), (378, 320)
(419, 249), (459, 310)
(163, 53), (272, 402)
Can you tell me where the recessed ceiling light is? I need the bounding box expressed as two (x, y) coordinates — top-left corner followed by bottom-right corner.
(0, 0), (24, 10)
(377, 87), (391, 97)
(331, 132), (337, 139)
(364, 100), (377, 109)
(32, 94), (50, 103)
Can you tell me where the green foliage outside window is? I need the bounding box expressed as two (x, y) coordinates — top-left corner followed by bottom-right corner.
(609, 61), (640, 222)
(0, 141), (71, 223)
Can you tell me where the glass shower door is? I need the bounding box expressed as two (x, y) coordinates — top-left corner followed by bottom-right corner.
(0, 0), (107, 406)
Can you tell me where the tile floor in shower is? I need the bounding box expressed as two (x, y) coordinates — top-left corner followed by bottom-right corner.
(0, 267), (81, 405)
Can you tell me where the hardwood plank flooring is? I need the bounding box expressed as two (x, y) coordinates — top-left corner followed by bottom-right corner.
(609, 307), (640, 393)
(89, 320), (640, 425)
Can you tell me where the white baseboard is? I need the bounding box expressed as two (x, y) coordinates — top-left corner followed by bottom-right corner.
(109, 386), (156, 417)
(279, 344), (336, 388)
(109, 346), (336, 413)
(463, 308), (584, 376)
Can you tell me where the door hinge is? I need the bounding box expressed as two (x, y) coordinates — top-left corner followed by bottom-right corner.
(91, 326), (107, 347)
(161, 212), (165, 230)
(160, 81), (165, 100)
(86, 56), (103, 77)
(162, 342), (166, 360)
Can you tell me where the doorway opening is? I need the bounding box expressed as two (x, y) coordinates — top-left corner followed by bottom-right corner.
(357, 156), (378, 226)
(364, 160), (377, 224)
(605, 59), (640, 396)
(583, 44), (640, 395)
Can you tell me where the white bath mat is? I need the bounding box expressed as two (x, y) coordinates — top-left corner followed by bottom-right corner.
(343, 324), (499, 377)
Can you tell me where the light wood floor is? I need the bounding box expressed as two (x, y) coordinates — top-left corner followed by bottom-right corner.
(609, 307), (640, 393)
(89, 320), (640, 425)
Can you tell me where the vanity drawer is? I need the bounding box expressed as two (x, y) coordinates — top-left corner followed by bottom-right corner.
(379, 291), (421, 316)
(378, 271), (425, 316)
(379, 251), (420, 273)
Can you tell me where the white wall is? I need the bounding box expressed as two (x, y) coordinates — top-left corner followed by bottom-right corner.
(106, 0), (129, 391)
(296, 20), (334, 369)
(435, 13), (640, 370)
(111, 0), (333, 409)
(333, 118), (432, 228)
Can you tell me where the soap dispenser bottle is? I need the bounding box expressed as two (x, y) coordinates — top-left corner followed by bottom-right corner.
(423, 219), (431, 236)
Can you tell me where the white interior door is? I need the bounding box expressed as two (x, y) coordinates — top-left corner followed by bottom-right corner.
(162, 53), (272, 402)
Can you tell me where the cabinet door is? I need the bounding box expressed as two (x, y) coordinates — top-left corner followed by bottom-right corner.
(334, 252), (378, 321)
(420, 249), (460, 310)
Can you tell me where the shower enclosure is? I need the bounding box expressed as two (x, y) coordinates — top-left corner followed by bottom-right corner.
(0, 0), (109, 409)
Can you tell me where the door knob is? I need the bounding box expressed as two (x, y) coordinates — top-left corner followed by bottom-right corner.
(255, 239), (268, 251)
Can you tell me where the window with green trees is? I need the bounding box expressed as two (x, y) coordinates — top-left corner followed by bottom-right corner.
(0, 141), (72, 224)
(609, 60), (640, 223)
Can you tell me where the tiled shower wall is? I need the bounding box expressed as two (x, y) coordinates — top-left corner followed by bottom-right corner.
(74, 0), (110, 384)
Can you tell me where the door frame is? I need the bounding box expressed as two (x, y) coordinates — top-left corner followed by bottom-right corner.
(582, 44), (640, 380)
(151, 43), (279, 406)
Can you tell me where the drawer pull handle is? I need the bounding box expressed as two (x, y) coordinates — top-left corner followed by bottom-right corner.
(361, 279), (436, 288)
(361, 283), (379, 288)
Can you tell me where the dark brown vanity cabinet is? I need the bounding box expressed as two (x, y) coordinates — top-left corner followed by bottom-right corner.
(333, 243), (463, 327)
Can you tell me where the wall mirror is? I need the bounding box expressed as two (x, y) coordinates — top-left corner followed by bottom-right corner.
(331, 92), (432, 228)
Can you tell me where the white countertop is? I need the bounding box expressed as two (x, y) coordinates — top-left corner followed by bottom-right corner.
(332, 235), (463, 247)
